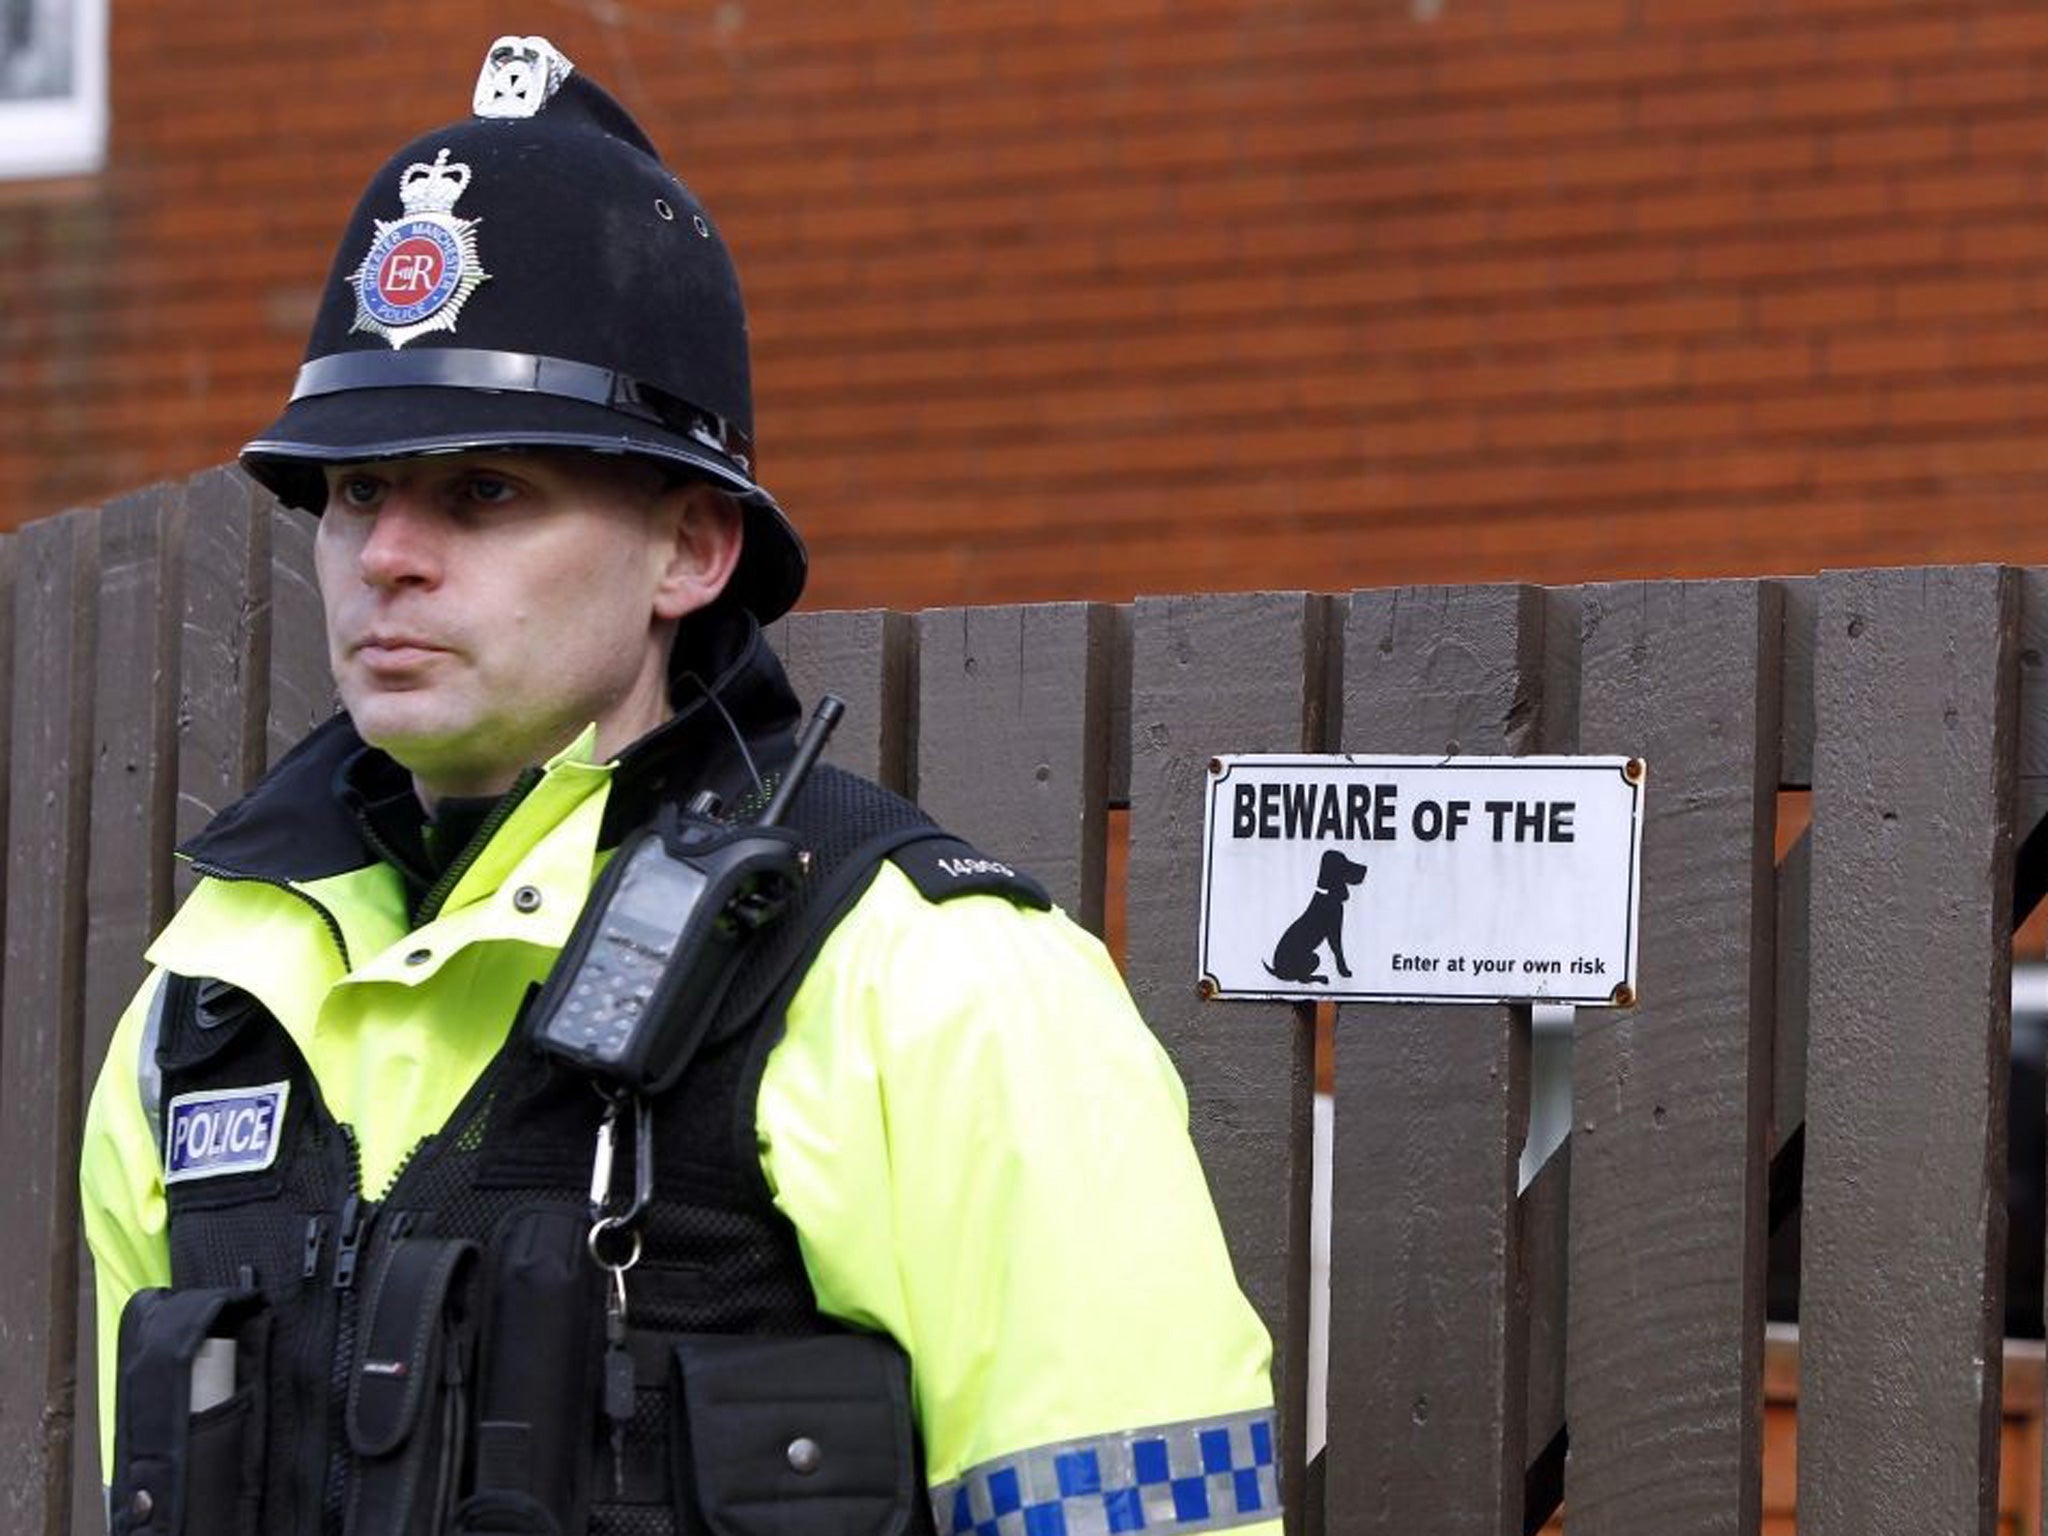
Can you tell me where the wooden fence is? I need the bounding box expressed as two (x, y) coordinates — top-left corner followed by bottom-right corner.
(0, 466), (2041, 1536)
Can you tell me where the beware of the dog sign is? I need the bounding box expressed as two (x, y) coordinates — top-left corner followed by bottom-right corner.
(1198, 754), (1645, 1006)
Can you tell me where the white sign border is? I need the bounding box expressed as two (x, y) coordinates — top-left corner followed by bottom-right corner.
(1196, 753), (1646, 1007)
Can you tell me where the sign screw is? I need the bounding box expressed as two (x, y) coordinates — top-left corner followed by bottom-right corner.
(1208, 757), (1224, 776)
(1611, 982), (1637, 1008)
(1623, 758), (1646, 785)
(1197, 976), (1219, 1000)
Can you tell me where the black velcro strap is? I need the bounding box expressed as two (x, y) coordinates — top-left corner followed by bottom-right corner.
(889, 836), (1051, 911)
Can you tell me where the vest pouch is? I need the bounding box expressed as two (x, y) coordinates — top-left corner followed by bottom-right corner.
(343, 1236), (481, 1536)
(669, 1331), (922, 1536)
(110, 1286), (270, 1536)
(448, 1206), (605, 1536)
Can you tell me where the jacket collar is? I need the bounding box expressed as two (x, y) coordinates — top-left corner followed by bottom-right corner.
(179, 605), (804, 885)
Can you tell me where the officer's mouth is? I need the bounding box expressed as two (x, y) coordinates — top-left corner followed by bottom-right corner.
(353, 635), (452, 672)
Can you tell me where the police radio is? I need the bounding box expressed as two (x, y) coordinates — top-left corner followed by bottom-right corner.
(527, 695), (844, 1094)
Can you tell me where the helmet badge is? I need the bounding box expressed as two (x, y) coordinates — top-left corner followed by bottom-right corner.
(346, 148), (490, 350)
(473, 36), (574, 119)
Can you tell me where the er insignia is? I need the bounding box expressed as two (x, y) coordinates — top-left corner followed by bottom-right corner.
(348, 148), (490, 349)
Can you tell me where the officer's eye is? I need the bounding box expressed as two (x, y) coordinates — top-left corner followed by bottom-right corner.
(464, 474), (518, 505)
(330, 475), (383, 511)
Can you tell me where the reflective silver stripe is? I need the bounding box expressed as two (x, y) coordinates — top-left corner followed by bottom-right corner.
(930, 1408), (1279, 1536)
(137, 974), (169, 1163)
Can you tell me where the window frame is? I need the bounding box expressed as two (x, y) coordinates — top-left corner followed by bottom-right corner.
(0, 0), (107, 180)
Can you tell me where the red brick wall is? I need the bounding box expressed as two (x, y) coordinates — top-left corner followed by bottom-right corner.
(8, 0), (2048, 610)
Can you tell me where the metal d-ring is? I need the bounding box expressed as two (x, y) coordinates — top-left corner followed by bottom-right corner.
(587, 1213), (644, 1274)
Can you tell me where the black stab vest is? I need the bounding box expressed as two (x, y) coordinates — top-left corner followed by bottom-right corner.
(148, 766), (1032, 1536)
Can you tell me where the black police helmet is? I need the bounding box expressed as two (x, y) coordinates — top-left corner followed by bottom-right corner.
(241, 36), (805, 621)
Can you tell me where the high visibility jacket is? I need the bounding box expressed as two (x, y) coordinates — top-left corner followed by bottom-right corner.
(81, 613), (1280, 1535)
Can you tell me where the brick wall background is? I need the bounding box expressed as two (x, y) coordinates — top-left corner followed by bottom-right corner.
(8, 0), (2048, 610)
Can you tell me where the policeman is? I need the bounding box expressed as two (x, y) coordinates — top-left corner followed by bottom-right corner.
(81, 35), (1278, 1536)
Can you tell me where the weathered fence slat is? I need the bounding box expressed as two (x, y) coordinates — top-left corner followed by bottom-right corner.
(1123, 592), (1326, 1535)
(914, 604), (1111, 931)
(72, 487), (184, 1519)
(771, 609), (913, 794)
(0, 511), (96, 1536)
(174, 468), (272, 896)
(1802, 565), (2020, 1536)
(1566, 579), (1782, 1536)
(1327, 584), (1546, 1536)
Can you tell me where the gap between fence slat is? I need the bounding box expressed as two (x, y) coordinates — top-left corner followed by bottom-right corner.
(1106, 603), (1133, 810)
(1779, 578), (1817, 793)
(1773, 829), (1810, 1159)
(2020, 569), (2048, 1536)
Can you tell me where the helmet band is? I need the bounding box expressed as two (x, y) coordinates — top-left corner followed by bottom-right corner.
(290, 348), (754, 474)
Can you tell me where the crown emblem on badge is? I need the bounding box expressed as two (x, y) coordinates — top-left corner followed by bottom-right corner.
(347, 147), (490, 350)
(398, 149), (472, 216)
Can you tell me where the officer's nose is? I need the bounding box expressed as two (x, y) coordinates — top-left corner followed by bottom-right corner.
(354, 497), (445, 591)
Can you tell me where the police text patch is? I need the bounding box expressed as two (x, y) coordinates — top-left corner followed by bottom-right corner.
(163, 1082), (291, 1184)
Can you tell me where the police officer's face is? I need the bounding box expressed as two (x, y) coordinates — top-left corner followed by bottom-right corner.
(314, 450), (740, 803)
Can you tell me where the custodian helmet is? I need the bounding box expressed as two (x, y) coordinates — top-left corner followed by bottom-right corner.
(240, 36), (806, 621)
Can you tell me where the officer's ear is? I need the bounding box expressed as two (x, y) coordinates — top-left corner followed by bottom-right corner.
(651, 481), (743, 620)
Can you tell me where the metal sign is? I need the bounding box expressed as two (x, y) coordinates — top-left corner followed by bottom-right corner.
(1198, 755), (1645, 1006)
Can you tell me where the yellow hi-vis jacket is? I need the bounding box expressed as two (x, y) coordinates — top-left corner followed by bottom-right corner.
(82, 725), (1279, 1534)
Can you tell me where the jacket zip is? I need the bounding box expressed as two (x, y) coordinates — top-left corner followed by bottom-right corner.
(187, 760), (540, 960)
(322, 1129), (369, 1536)
(414, 766), (544, 924)
(187, 860), (353, 968)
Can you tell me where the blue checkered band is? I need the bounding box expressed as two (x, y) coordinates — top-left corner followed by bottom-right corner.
(931, 1409), (1280, 1536)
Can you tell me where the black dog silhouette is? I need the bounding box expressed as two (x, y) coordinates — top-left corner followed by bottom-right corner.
(1264, 849), (1369, 985)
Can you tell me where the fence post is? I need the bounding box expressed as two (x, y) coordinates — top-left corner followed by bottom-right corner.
(173, 468), (272, 897)
(1565, 578), (1782, 1535)
(0, 510), (95, 1536)
(914, 603), (1111, 929)
(267, 497), (334, 763)
(1801, 565), (2019, 1536)
(72, 485), (186, 1522)
(1326, 584), (1548, 1536)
